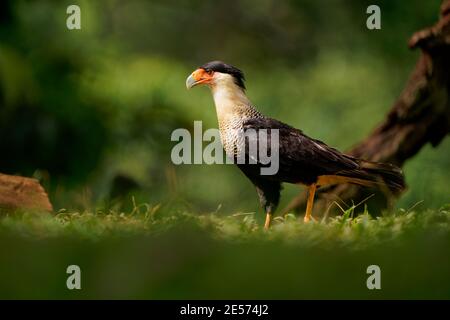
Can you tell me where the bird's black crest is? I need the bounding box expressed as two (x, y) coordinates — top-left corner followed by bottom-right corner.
(200, 61), (246, 89)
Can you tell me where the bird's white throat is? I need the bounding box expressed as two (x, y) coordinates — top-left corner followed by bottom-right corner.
(210, 73), (259, 122)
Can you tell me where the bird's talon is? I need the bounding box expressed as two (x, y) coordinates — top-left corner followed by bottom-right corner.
(303, 215), (316, 223)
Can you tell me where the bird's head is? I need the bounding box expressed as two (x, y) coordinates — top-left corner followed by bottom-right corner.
(186, 61), (245, 91)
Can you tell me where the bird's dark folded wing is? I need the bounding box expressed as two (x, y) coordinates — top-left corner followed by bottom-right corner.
(242, 117), (359, 183)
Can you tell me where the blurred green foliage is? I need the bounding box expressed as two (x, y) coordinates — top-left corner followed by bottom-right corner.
(0, 0), (448, 215)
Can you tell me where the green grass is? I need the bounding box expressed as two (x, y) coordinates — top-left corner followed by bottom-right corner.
(2, 203), (449, 246)
(0, 203), (449, 299)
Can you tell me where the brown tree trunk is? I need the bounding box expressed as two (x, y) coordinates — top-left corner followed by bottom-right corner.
(0, 173), (53, 212)
(283, 0), (450, 217)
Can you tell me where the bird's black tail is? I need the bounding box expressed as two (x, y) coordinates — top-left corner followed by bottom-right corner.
(341, 160), (406, 195)
(329, 160), (405, 195)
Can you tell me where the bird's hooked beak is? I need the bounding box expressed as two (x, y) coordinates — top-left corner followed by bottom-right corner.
(186, 68), (213, 89)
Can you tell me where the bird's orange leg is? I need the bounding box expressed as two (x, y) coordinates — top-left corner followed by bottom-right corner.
(304, 183), (317, 223)
(264, 211), (272, 230)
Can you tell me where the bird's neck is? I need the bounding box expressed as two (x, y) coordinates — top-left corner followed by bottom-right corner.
(210, 83), (261, 124)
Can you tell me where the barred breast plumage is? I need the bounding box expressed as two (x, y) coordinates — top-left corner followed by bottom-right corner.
(217, 104), (263, 157)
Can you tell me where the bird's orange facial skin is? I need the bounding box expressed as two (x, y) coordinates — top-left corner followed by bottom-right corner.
(191, 68), (213, 85)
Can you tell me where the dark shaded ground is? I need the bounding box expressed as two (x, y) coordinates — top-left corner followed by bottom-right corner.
(0, 207), (448, 299)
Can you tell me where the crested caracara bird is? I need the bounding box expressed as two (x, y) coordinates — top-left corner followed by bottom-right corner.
(186, 61), (405, 229)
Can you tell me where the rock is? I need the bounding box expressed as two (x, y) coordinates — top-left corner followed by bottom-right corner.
(0, 173), (53, 212)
